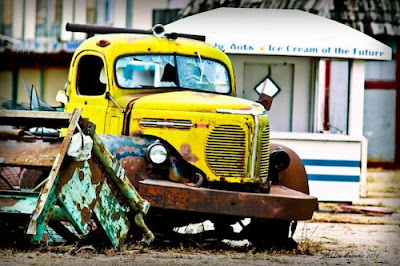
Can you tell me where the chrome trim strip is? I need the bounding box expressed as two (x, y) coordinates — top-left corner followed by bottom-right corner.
(139, 121), (193, 127)
(250, 114), (259, 179)
(216, 108), (266, 116)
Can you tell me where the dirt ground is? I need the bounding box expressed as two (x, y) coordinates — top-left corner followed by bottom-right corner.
(0, 220), (399, 265)
(1, 169), (399, 265)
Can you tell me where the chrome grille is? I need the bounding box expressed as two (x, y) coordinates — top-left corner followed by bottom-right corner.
(259, 125), (270, 180)
(140, 118), (164, 128)
(205, 125), (246, 178)
(140, 118), (192, 129)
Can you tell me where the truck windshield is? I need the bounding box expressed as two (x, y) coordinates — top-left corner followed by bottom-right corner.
(115, 54), (230, 94)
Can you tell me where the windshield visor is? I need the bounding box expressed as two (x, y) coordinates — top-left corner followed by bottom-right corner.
(115, 54), (231, 94)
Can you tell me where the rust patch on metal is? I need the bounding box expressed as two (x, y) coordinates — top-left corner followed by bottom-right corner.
(270, 143), (310, 194)
(0, 139), (61, 167)
(111, 211), (121, 221)
(114, 146), (139, 154)
(88, 159), (106, 185)
(80, 206), (92, 225)
(195, 123), (209, 129)
(179, 144), (199, 163)
(0, 198), (18, 207)
(130, 130), (144, 136)
(138, 179), (317, 220)
(78, 171), (84, 181)
(120, 157), (147, 178)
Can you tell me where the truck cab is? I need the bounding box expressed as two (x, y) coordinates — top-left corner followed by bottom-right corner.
(64, 28), (270, 185)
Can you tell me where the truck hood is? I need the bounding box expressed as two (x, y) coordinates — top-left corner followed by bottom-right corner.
(130, 91), (265, 113)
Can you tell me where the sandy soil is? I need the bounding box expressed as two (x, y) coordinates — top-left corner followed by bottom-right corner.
(0, 219), (399, 266)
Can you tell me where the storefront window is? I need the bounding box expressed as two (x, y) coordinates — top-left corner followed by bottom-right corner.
(105, 0), (113, 24)
(87, 0), (96, 24)
(0, 0), (12, 37)
(36, 0), (62, 39)
(328, 60), (349, 134)
(365, 60), (396, 81)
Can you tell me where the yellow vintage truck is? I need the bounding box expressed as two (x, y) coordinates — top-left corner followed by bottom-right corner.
(58, 23), (317, 247)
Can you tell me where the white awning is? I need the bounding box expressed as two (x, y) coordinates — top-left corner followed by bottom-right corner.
(165, 8), (392, 60)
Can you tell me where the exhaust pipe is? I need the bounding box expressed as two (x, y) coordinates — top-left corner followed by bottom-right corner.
(66, 23), (205, 41)
(152, 24), (166, 38)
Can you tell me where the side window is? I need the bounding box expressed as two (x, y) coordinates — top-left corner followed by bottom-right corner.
(76, 55), (106, 96)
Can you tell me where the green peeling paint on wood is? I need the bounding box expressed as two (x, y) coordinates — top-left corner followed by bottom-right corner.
(93, 177), (130, 247)
(58, 160), (130, 247)
(58, 161), (97, 235)
(0, 192), (39, 214)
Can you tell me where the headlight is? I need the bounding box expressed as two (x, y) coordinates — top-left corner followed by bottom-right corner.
(147, 141), (168, 164)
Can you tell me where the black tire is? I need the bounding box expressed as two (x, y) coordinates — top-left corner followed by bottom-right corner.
(241, 219), (297, 249)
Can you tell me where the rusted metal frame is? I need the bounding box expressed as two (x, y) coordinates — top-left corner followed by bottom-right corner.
(0, 139), (61, 167)
(90, 132), (154, 248)
(0, 110), (72, 128)
(27, 109), (82, 242)
(138, 179), (317, 221)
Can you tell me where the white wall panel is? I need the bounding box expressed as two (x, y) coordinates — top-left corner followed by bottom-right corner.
(113, 0), (126, 27)
(73, 0), (87, 40)
(348, 60), (365, 137)
(12, 0), (24, 39)
(24, 0), (36, 39)
(61, 0), (73, 41)
(133, 0), (167, 29)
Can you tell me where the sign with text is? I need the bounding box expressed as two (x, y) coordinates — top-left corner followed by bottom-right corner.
(211, 40), (390, 60)
(1, 39), (83, 53)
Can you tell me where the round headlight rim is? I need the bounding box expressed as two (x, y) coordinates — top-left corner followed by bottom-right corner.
(147, 141), (168, 165)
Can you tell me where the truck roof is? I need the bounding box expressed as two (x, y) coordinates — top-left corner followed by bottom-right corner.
(75, 33), (233, 70)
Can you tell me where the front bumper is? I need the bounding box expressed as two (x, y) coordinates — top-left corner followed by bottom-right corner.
(137, 179), (317, 221)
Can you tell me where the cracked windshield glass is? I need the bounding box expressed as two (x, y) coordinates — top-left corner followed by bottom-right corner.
(115, 54), (230, 94)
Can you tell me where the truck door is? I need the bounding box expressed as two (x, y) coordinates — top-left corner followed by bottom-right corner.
(66, 52), (108, 133)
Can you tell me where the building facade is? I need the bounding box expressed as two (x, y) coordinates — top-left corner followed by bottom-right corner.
(0, 0), (398, 167)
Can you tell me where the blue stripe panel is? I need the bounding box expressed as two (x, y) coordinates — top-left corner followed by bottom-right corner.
(302, 159), (360, 167)
(308, 174), (360, 182)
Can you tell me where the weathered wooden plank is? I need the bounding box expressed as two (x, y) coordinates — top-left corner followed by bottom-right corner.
(0, 110), (72, 128)
(27, 109), (82, 241)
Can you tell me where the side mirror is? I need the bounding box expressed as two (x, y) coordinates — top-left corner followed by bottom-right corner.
(255, 77), (281, 111)
(56, 90), (68, 104)
(257, 93), (273, 111)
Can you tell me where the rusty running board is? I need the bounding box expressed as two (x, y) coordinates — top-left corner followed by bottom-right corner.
(137, 179), (317, 221)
